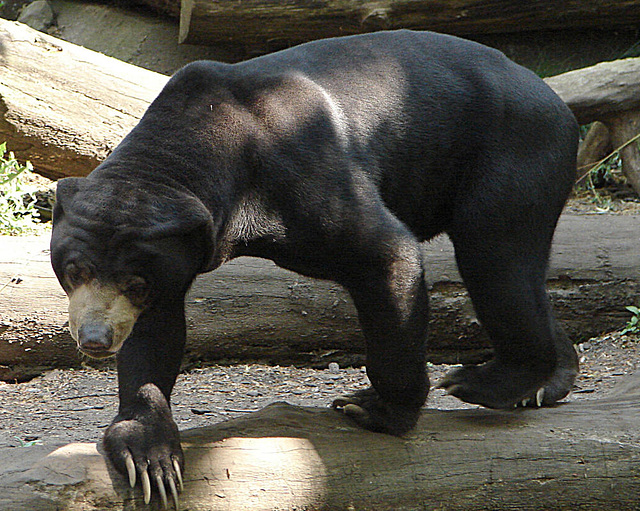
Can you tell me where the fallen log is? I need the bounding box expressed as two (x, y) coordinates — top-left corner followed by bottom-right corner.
(576, 121), (611, 178)
(0, 18), (168, 181)
(179, 0), (640, 47)
(545, 58), (640, 125)
(1, 212), (638, 381)
(2, 371), (640, 510)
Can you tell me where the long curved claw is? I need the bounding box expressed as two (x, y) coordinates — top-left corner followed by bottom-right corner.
(141, 468), (151, 505)
(518, 387), (546, 408)
(124, 453), (136, 488)
(156, 474), (168, 510)
(173, 458), (183, 492)
(168, 477), (179, 510)
(342, 403), (370, 422)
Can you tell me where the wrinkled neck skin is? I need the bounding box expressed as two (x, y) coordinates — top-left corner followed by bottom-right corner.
(93, 126), (242, 220)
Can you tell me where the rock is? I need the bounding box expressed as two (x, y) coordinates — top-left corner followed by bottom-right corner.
(17, 0), (54, 31)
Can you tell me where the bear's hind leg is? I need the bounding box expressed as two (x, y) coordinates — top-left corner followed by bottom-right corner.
(440, 219), (578, 409)
(332, 233), (430, 435)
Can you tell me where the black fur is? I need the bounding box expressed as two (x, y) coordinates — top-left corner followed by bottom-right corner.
(51, 30), (579, 495)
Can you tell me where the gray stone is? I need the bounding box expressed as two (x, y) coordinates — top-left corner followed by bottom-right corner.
(17, 0), (54, 32)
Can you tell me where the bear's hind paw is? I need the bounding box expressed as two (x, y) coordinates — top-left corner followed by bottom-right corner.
(332, 387), (421, 436)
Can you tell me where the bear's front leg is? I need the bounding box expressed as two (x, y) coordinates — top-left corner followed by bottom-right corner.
(103, 299), (186, 509)
(332, 237), (430, 436)
(104, 384), (183, 508)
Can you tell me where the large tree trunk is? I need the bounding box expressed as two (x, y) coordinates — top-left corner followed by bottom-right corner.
(180, 0), (640, 47)
(2, 371), (640, 510)
(2, 211), (639, 381)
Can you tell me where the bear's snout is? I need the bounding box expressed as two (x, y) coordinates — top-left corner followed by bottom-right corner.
(68, 281), (142, 358)
(78, 321), (114, 358)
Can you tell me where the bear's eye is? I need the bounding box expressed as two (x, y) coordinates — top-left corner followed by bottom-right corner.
(65, 263), (90, 288)
(123, 276), (149, 305)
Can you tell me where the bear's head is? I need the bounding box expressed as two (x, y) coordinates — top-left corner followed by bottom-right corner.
(50, 177), (215, 359)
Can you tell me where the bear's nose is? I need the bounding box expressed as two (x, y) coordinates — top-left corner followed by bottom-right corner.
(78, 322), (114, 357)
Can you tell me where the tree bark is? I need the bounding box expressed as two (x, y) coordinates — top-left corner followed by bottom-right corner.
(2, 371), (640, 510)
(545, 57), (640, 125)
(608, 111), (640, 195)
(179, 0), (640, 47)
(2, 212), (639, 381)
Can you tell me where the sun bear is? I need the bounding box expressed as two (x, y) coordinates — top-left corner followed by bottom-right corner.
(50, 30), (579, 507)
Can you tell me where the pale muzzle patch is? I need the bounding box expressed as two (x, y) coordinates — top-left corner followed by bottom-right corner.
(68, 281), (142, 357)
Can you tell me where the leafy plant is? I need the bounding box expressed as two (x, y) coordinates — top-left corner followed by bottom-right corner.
(16, 437), (42, 447)
(0, 142), (44, 235)
(621, 306), (640, 336)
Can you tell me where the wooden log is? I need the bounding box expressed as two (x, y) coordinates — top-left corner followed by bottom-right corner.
(544, 57), (640, 125)
(576, 121), (611, 180)
(608, 111), (640, 195)
(0, 19), (168, 181)
(2, 371), (640, 510)
(2, 212), (639, 381)
(179, 0), (640, 47)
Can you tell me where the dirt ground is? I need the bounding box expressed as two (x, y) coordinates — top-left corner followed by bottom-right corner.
(565, 184), (640, 215)
(1, 330), (638, 452)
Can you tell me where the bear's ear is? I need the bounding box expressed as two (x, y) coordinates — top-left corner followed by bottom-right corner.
(140, 193), (217, 274)
(52, 177), (84, 223)
(187, 206), (216, 274)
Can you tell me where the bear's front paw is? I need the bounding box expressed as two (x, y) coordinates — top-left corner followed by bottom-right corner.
(332, 387), (421, 436)
(103, 384), (183, 509)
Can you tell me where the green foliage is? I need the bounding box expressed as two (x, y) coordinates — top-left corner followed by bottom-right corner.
(580, 152), (621, 210)
(621, 306), (640, 336)
(530, 55), (575, 79)
(16, 437), (42, 447)
(0, 142), (44, 235)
